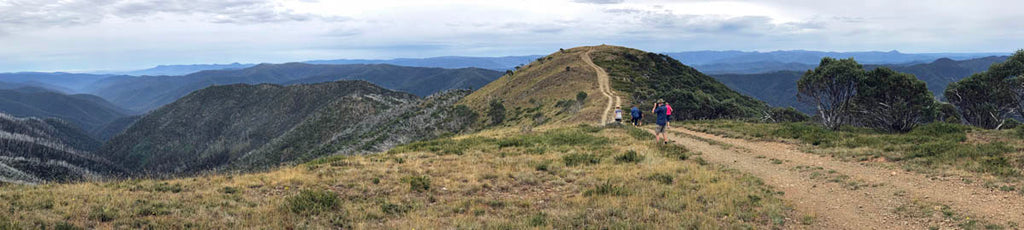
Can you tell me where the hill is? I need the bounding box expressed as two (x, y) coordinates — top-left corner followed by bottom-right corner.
(96, 81), (477, 176)
(590, 46), (768, 120)
(306, 55), (542, 70)
(458, 47), (611, 126)
(87, 63), (503, 112)
(110, 63), (256, 76)
(0, 72), (115, 93)
(0, 124), (795, 229)
(0, 87), (129, 138)
(667, 50), (1008, 74)
(712, 56), (1008, 113)
(0, 113), (123, 184)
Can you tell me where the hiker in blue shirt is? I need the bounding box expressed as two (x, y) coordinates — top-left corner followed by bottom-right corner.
(652, 99), (669, 144)
(630, 105), (642, 126)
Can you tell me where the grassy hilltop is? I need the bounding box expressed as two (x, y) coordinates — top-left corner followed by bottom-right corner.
(0, 125), (794, 229)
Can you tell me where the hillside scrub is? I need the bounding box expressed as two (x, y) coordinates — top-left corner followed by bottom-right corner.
(684, 120), (1023, 181)
(0, 125), (794, 229)
(945, 50), (1024, 129)
(797, 57), (865, 130)
(589, 46), (767, 121)
(851, 67), (933, 133)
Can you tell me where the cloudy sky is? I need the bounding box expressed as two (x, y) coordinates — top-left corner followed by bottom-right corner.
(0, 0), (1021, 72)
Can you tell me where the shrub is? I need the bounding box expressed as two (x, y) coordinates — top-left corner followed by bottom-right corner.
(764, 107), (809, 123)
(488, 99), (506, 125)
(535, 160), (552, 171)
(528, 212), (548, 227)
(851, 67), (933, 133)
(563, 153), (601, 167)
(797, 57), (864, 129)
(381, 201), (412, 215)
(584, 181), (630, 196)
(576, 91), (588, 104)
(285, 189), (340, 215)
(615, 150), (644, 163)
(405, 176), (431, 192)
(645, 173), (674, 185)
(153, 182), (183, 193)
(659, 144), (690, 161)
(221, 186), (240, 194)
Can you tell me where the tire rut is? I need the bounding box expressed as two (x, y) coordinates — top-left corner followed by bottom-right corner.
(582, 48), (620, 125)
(661, 127), (1024, 229)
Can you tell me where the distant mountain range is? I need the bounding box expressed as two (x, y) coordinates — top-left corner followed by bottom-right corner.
(87, 63), (502, 112)
(0, 87), (129, 138)
(711, 56), (1008, 114)
(305, 55), (543, 71)
(1, 63), (501, 114)
(99, 55), (543, 77)
(97, 81), (477, 175)
(665, 50), (1009, 74)
(98, 63), (255, 76)
(0, 113), (123, 183)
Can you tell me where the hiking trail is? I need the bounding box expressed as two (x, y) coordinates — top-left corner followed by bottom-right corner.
(658, 127), (1024, 229)
(582, 47), (621, 125)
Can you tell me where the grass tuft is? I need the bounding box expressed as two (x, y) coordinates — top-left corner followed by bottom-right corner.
(615, 150), (645, 163)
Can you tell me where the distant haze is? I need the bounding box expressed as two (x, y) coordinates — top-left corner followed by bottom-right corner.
(1, 0), (1022, 72)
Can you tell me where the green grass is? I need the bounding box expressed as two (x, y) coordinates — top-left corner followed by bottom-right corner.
(685, 120), (1022, 180)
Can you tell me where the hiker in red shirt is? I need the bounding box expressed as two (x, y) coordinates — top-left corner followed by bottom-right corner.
(665, 102), (673, 127)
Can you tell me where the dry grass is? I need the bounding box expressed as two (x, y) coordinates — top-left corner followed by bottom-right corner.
(458, 46), (613, 126)
(0, 124), (794, 229)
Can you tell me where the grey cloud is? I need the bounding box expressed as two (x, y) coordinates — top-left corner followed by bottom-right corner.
(499, 22), (572, 34)
(0, 0), (113, 28)
(610, 8), (820, 35)
(574, 0), (624, 4)
(111, 0), (346, 24)
(0, 0), (343, 30)
(324, 28), (362, 37)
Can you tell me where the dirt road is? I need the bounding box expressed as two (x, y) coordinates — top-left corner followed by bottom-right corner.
(582, 48), (621, 125)
(663, 127), (1024, 229)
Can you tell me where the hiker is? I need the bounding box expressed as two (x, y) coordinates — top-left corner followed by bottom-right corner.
(665, 102), (673, 127)
(630, 105), (642, 126)
(614, 106), (623, 124)
(653, 99), (669, 144)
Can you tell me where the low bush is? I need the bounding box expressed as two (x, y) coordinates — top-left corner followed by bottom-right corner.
(615, 150), (644, 163)
(645, 173), (674, 185)
(563, 153), (601, 167)
(584, 181), (630, 196)
(405, 176), (431, 192)
(285, 189), (340, 215)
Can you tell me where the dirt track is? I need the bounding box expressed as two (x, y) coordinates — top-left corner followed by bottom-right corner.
(663, 127), (1024, 229)
(582, 48), (620, 125)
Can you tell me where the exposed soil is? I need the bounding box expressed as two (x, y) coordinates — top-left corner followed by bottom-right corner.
(582, 47), (621, 125)
(662, 127), (1024, 229)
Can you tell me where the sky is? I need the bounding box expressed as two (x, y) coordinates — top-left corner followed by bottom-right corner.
(0, 0), (1022, 72)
